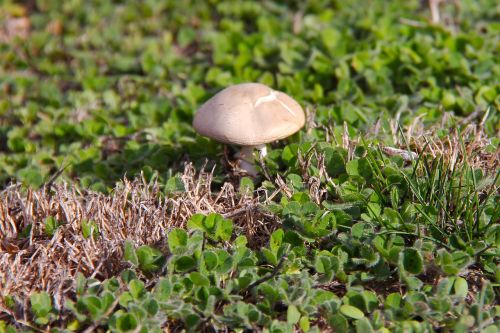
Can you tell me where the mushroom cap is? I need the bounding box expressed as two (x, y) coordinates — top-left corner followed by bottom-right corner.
(193, 83), (305, 146)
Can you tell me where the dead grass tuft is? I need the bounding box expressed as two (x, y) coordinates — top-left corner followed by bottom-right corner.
(387, 116), (499, 174)
(0, 164), (278, 309)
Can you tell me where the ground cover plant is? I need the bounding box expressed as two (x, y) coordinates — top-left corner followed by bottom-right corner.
(0, 0), (499, 331)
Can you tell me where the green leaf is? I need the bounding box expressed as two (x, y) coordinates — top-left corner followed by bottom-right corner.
(451, 251), (472, 270)
(175, 256), (196, 272)
(81, 219), (99, 239)
(123, 241), (138, 267)
(202, 251), (219, 271)
(287, 173), (303, 191)
(66, 319), (80, 331)
(270, 229), (284, 253)
(189, 272), (210, 286)
(74, 273), (85, 297)
(128, 279), (145, 299)
(215, 217), (233, 241)
(143, 299), (159, 316)
(355, 317), (374, 333)
(187, 214), (205, 231)
(234, 235), (248, 248)
(324, 147), (346, 177)
(118, 292), (133, 307)
(299, 316), (310, 332)
(30, 292), (52, 318)
(153, 279), (172, 301)
(261, 248), (278, 266)
(405, 276), (423, 290)
(168, 228), (188, 252)
(165, 175), (185, 193)
(136, 245), (165, 273)
(346, 160), (359, 176)
(79, 295), (102, 319)
(187, 213), (232, 241)
(239, 176), (254, 195)
(483, 325), (499, 333)
(195, 286), (209, 302)
(120, 270), (136, 284)
(384, 293), (401, 309)
(34, 316), (49, 325)
(351, 222), (367, 238)
(340, 305), (364, 319)
(3, 295), (15, 310)
(442, 92), (456, 108)
(401, 248), (424, 274)
(328, 314), (348, 332)
(116, 313), (138, 332)
(215, 250), (233, 274)
(44, 217), (60, 237)
(282, 144), (298, 166)
(185, 313), (200, 329)
(202, 214), (218, 233)
(287, 304), (301, 324)
(454, 277), (468, 298)
(18, 166), (44, 188)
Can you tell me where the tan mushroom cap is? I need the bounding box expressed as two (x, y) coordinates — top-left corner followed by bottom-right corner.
(193, 83), (305, 146)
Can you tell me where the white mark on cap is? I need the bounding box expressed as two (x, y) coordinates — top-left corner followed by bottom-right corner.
(254, 90), (277, 107)
(254, 90), (296, 116)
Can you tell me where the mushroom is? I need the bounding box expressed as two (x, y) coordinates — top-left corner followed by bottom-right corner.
(193, 83), (305, 176)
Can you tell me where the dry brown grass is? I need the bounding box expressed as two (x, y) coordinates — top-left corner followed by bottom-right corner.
(0, 164), (279, 311)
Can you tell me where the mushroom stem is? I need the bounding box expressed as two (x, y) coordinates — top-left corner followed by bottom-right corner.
(235, 144), (266, 176)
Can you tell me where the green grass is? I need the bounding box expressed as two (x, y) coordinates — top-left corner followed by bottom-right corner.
(0, 0), (499, 332)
